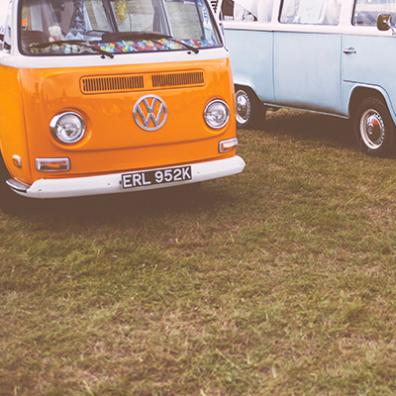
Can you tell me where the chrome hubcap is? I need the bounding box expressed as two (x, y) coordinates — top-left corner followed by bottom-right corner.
(236, 90), (251, 126)
(360, 109), (385, 150)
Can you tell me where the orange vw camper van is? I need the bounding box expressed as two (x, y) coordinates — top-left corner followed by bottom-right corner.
(0, 0), (244, 210)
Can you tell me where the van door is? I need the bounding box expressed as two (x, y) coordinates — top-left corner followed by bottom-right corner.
(221, 0), (275, 103)
(342, 0), (396, 116)
(273, 0), (343, 114)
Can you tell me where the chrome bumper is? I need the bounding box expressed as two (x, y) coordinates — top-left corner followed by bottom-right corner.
(7, 156), (246, 199)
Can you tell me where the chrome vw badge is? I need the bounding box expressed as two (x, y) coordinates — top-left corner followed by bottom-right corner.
(133, 95), (168, 132)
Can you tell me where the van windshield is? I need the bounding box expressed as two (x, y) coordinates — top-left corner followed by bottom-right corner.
(19, 0), (221, 56)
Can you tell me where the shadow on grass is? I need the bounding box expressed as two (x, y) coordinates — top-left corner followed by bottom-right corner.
(8, 111), (355, 224)
(258, 110), (355, 150)
(13, 183), (235, 226)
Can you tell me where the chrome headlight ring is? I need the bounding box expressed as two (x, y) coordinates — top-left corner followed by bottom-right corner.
(50, 112), (86, 144)
(204, 99), (230, 130)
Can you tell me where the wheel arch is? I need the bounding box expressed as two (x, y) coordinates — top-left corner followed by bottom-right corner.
(0, 147), (11, 179)
(233, 74), (260, 96)
(348, 85), (396, 124)
(234, 83), (261, 102)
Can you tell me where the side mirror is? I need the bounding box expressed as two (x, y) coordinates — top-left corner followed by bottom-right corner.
(377, 14), (392, 32)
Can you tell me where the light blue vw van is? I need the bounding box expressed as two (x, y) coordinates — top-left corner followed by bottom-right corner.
(212, 0), (396, 156)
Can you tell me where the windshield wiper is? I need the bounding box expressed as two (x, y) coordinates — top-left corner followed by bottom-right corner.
(102, 31), (200, 54)
(29, 40), (114, 59)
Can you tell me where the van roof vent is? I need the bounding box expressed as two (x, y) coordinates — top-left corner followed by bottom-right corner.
(81, 74), (144, 94)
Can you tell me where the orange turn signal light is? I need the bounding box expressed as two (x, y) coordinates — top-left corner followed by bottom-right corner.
(219, 138), (238, 153)
(35, 158), (70, 172)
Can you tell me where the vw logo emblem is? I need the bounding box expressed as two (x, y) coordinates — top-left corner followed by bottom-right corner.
(133, 95), (168, 132)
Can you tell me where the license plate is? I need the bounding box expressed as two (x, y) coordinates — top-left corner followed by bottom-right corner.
(121, 166), (192, 189)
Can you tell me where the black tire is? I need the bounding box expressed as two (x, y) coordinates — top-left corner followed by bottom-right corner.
(235, 86), (266, 129)
(0, 159), (30, 214)
(353, 96), (396, 157)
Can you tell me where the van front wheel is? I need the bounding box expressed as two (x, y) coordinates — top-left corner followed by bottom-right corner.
(0, 161), (29, 214)
(235, 87), (265, 129)
(354, 96), (396, 157)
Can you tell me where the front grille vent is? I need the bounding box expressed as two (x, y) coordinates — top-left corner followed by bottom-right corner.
(81, 75), (144, 94)
(152, 71), (205, 88)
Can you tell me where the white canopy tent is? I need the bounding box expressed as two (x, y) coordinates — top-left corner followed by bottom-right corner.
(210, 0), (273, 22)
(233, 0), (274, 22)
(0, 0), (13, 49)
(0, 0), (11, 35)
(211, 0), (342, 25)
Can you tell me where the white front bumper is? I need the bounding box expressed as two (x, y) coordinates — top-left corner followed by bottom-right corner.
(9, 156), (245, 199)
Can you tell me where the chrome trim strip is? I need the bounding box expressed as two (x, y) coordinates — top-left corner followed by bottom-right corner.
(262, 102), (349, 119)
(6, 178), (30, 193)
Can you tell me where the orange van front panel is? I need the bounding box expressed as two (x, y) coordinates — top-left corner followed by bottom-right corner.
(0, 66), (32, 183)
(19, 57), (236, 184)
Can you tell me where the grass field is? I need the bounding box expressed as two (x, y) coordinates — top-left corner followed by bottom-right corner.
(2, 109), (396, 395)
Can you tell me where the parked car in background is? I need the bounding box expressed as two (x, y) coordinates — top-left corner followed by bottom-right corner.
(0, 0), (245, 211)
(212, 0), (396, 157)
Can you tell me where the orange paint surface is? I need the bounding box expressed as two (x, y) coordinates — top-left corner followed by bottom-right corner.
(0, 57), (236, 185)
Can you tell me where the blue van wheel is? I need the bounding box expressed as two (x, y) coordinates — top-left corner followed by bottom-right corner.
(354, 96), (396, 157)
(235, 86), (265, 129)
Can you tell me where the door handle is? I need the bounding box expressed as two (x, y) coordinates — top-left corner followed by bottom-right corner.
(343, 47), (357, 55)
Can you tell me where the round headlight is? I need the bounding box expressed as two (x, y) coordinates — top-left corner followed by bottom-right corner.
(204, 100), (230, 130)
(50, 112), (86, 144)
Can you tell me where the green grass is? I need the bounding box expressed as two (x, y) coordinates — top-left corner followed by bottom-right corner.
(2, 109), (396, 395)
